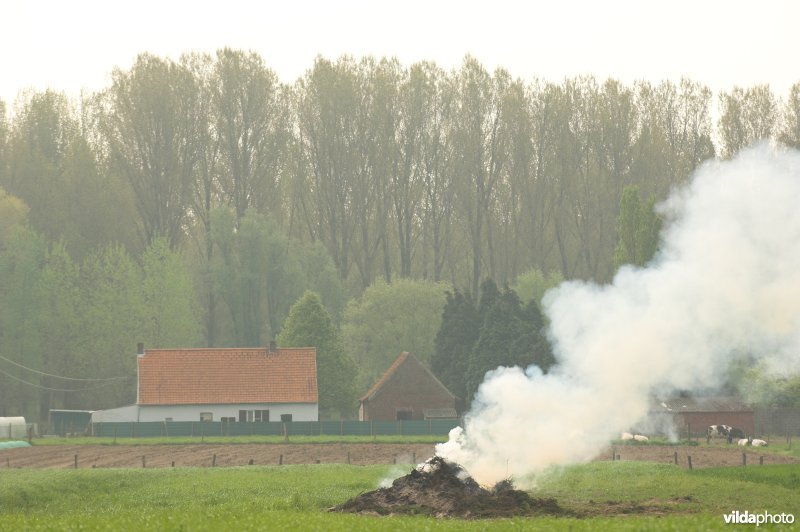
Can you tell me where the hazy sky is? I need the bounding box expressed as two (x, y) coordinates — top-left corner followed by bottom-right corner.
(2, 0), (798, 107)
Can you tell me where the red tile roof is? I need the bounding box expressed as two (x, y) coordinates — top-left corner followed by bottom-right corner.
(137, 348), (317, 405)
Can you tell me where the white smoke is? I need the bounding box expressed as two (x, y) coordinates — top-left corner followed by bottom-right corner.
(436, 144), (800, 485)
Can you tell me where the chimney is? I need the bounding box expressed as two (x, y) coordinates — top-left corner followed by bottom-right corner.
(137, 343), (145, 356)
(269, 340), (277, 353)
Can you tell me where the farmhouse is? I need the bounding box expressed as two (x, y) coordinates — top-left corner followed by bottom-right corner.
(358, 352), (459, 421)
(91, 344), (318, 423)
(654, 396), (754, 437)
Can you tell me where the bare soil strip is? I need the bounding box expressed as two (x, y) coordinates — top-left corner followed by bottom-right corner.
(1, 443), (797, 470)
(0, 443), (436, 469)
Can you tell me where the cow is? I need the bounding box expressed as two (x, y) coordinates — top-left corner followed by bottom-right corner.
(737, 438), (749, 446)
(633, 434), (649, 442)
(620, 432), (634, 441)
(726, 427), (746, 444)
(707, 424), (732, 442)
(750, 438), (768, 447)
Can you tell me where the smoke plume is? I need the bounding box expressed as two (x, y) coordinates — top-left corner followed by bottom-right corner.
(436, 144), (800, 485)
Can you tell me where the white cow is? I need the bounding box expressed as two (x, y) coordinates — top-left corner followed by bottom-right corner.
(750, 439), (768, 447)
(633, 434), (649, 442)
(737, 438), (749, 446)
(620, 432), (634, 441)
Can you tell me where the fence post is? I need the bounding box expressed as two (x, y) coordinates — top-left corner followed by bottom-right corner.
(687, 455), (693, 470)
(674, 452), (678, 465)
(742, 452), (747, 466)
(74, 454), (78, 469)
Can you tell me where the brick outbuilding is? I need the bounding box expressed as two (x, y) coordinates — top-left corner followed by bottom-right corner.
(358, 352), (459, 421)
(655, 396), (754, 437)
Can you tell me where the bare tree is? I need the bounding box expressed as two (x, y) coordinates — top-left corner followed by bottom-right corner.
(100, 54), (198, 249)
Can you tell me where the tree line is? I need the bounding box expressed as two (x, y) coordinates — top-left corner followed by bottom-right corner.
(1, 49), (799, 421)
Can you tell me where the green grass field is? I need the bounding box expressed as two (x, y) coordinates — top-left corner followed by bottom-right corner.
(1, 461), (798, 530)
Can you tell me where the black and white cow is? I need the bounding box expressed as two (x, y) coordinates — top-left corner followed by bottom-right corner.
(707, 424), (732, 439)
(706, 425), (747, 443)
(707, 424), (747, 443)
(726, 427), (746, 443)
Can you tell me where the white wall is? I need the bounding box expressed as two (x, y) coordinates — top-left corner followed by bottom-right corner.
(91, 403), (318, 423)
(138, 403), (318, 422)
(91, 405), (139, 423)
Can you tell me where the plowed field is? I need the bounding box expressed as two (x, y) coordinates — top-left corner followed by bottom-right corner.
(1, 443), (436, 469)
(1, 443), (797, 470)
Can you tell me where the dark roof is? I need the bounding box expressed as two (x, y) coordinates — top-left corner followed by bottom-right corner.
(654, 396), (753, 413)
(137, 348), (317, 405)
(360, 352), (456, 403)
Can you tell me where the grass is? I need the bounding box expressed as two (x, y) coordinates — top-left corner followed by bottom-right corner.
(1, 461), (798, 530)
(21, 434), (447, 446)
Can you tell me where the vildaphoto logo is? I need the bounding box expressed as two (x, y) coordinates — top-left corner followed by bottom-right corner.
(723, 510), (795, 526)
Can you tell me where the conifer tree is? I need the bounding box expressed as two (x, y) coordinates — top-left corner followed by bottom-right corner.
(465, 286), (554, 404)
(431, 289), (479, 399)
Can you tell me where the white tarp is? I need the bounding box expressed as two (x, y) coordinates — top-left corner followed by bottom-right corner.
(0, 416), (27, 438)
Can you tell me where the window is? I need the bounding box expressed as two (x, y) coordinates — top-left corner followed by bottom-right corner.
(280, 414), (292, 423)
(220, 417), (235, 423)
(200, 412), (213, 422)
(396, 408), (412, 421)
(238, 410), (269, 422)
(164, 418), (173, 422)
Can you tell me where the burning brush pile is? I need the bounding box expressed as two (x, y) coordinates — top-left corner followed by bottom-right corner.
(331, 456), (565, 519)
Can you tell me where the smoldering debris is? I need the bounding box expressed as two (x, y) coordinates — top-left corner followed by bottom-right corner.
(331, 456), (565, 518)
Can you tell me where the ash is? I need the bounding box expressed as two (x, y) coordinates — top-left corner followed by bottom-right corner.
(331, 456), (565, 519)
